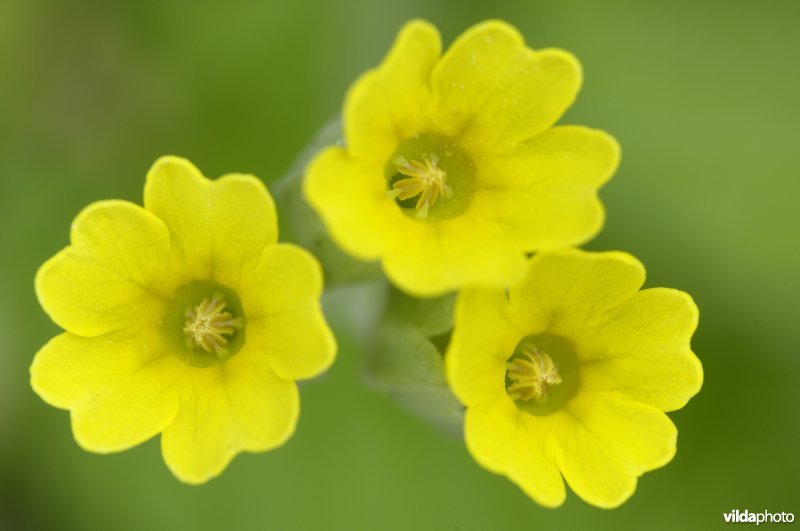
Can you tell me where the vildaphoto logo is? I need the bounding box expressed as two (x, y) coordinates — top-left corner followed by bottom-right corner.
(724, 509), (795, 525)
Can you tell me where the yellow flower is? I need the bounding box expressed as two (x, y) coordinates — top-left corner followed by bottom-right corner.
(305, 20), (619, 296)
(445, 249), (702, 508)
(31, 157), (336, 484)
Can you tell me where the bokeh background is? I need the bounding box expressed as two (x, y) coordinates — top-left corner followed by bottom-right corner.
(1, 1), (798, 529)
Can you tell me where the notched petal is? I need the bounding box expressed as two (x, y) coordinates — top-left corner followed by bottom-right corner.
(344, 19), (441, 161)
(582, 288), (703, 411)
(160, 363), (299, 485)
(144, 156), (277, 282)
(35, 200), (171, 336)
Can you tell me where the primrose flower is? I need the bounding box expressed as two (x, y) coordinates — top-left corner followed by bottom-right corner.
(31, 157), (335, 484)
(445, 249), (702, 508)
(305, 19), (619, 296)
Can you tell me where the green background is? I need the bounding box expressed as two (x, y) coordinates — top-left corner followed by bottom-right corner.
(1, 1), (798, 529)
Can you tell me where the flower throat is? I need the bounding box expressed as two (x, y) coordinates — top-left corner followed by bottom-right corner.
(385, 131), (477, 222)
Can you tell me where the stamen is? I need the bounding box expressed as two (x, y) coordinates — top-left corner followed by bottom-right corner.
(183, 294), (241, 357)
(506, 347), (562, 402)
(388, 155), (453, 219)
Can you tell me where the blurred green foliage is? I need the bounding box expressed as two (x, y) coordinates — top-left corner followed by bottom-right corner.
(1, 1), (798, 529)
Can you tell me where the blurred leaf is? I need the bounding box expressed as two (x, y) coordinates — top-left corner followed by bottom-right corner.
(383, 287), (456, 337)
(365, 323), (464, 436)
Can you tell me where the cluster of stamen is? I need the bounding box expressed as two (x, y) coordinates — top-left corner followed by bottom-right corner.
(506, 347), (562, 402)
(388, 155), (452, 219)
(183, 294), (240, 357)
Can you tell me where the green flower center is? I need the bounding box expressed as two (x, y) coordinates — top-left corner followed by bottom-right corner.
(388, 155), (452, 219)
(183, 294), (243, 356)
(385, 132), (476, 221)
(506, 348), (562, 402)
(161, 280), (247, 367)
(505, 333), (579, 415)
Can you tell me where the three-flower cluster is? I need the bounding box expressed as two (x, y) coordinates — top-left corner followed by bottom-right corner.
(32, 19), (702, 508)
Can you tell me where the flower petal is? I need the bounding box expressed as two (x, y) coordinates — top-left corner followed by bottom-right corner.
(432, 21), (581, 149)
(143, 156), (277, 284)
(471, 126), (619, 249)
(35, 200), (171, 336)
(161, 359), (298, 485)
(236, 244), (335, 380)
(344, 19), (441, 162)
(446, 288), (523, 407)
(31, 330), (153, 408)
(550, 393), (677, 508)
(31, 330), (185, 453)
(72, 358), (185, 453)
(465, 397), (566, 507)
(463, 397), (521, 474)
(381, 218), (527, 296)
(225, 355), (300, 451)
(245, 310), (335, 382)
(238, 244), (322, 316)
(512, 414), (567, 508)
(508, 250), (645, 340)
(581, 288), (703, 411)
(464, 49), (581, 152)
(304, 147), (395, 260)
(431, 20), (524, 136)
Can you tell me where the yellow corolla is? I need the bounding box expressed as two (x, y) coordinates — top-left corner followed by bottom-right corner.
(31, 157), (336, 484)
(445, 249), (703, 508)
(304, 20), (619, 296)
